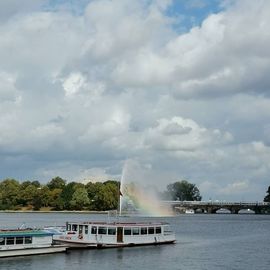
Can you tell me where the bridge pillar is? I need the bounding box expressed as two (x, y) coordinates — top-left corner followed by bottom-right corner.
(207, 206), (217, 214)
(230, 208), (239, 214)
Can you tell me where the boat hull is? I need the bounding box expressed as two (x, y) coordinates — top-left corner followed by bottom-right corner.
(0, 246), (67, 258)
(54, 239), (175, 249)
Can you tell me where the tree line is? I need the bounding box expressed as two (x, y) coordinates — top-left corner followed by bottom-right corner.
(0, 177), (119, 211)
(1, 176), (268, 211)
(0, 177), (203, 211)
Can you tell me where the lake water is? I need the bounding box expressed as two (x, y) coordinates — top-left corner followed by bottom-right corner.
(0, 213), (269, 270)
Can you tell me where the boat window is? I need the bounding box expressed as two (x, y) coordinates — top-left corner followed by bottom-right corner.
(156, 227), (161, 234)
(72, 224), (78, 231)
(25, 236), (32, 244)
(164, 225), (172, 234)
(108, 227), (116, 235)
(124, 228), (131, 235)
(79, 225), (83, 234)
(67, 224), (71, 231)
(84, 226), (88, 234)
(148, 227), (154, 234)
(0, 237), (5, 245)
(141, 227), (147, 235)
(91, 226), (97, 234)
(98, 227), (107, 235)
(6, 237), (15, 245)
(16, 237), (24, 244)
(132, 227), (140, 235)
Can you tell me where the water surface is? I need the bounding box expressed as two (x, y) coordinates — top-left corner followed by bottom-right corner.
(0, 213), (269, 270)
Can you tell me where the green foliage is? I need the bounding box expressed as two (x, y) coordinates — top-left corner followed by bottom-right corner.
(47, 176), (66, 190)
(166, 180), (202, 201)
(0, 177), (204, 211)
(0, 179), (20, 209)
(33, 193), (42, 211)
(85, 181), (119, 211)
(19, 184), (38, 206)
(61, 182), (80, 209)
(49, 188), (64, 210)
(31, 181), (41, 188)
(264, 186), (270, 202)
(40, 186), (50, 207)
(70, 187), (90, 210)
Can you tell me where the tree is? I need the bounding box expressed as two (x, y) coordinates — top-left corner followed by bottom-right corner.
(49, 188), (64, 210)
(85, 181), (118, 211)
(40, 186), (51, 207)
(31, 180), (41, 188)
(20, 181), (32, 190)
(166, 180), (202, 201)
(264, 186), (270, 202)
(19, 184), (38, 206)
(86, 182), (103, 210)
(47, 176), (66, 190)
(32, 193), (43, 211)
(70, 187), (90, 210)
(103, 181), (119, 209)
(61, 182), (85, 209)
(0, 179), (20, 209)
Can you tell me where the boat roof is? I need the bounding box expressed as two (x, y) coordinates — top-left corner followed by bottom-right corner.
(66, 221), (170, 226)
(0, 229), (53, 238)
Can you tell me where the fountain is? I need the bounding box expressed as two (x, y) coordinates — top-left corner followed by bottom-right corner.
(119, 160), (173, 216)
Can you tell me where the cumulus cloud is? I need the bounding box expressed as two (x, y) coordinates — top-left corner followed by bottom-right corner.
(0, 72), (20, 102)
(0, 0), (270, 201)
(219, 180), (250, 195)
(144, 116), (233, 151)
(0, 0), (43, 22)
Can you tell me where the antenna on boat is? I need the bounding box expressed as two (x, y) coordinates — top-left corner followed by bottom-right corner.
(118, 180), (123, 217)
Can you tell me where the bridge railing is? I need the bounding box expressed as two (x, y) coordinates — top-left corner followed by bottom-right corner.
(163, 201), (270, 206)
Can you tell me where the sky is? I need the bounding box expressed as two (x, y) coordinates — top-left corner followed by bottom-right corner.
(0, 0), (270, 201)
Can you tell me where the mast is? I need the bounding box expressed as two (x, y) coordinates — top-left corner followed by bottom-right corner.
(118, 181), (122, 216)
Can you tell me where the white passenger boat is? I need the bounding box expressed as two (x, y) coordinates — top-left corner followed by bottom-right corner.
(0, 228), (67, 258)
(53, 221), (176, 248)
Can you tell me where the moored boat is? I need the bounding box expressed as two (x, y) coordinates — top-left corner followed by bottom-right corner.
(0, 228), (67, 258)
(53, 221), (176, 248)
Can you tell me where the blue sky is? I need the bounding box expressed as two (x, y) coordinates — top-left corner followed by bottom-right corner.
(43, 0), (224, 32)
(0, 0), (270, 201)
(167, 0), (224, 32)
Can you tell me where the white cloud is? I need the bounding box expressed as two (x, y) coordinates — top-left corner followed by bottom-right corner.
(218, 180), (250, 195)
(31, 123), (65, 138)
(78, 167), (111, 183)
(0, 0), (43, 22)
(0, 0), (270, 201)
(0, 71), (20, 102)
(63, 72), (86, 97)
(144, 116), (233, 151)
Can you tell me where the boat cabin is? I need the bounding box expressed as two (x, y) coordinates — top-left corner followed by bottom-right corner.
(54, 221), (175, 248)
(0, 229), (67, 258)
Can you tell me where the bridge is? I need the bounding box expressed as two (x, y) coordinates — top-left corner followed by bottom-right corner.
(163, 201), (270, 214)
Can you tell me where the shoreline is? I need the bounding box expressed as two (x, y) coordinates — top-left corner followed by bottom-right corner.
(0, 210), (108, 214)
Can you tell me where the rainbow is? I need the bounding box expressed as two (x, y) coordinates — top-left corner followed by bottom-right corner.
(120, 183), (173, 217)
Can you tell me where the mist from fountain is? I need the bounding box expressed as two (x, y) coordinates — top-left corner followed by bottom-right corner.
(119, 159), (173, 217)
